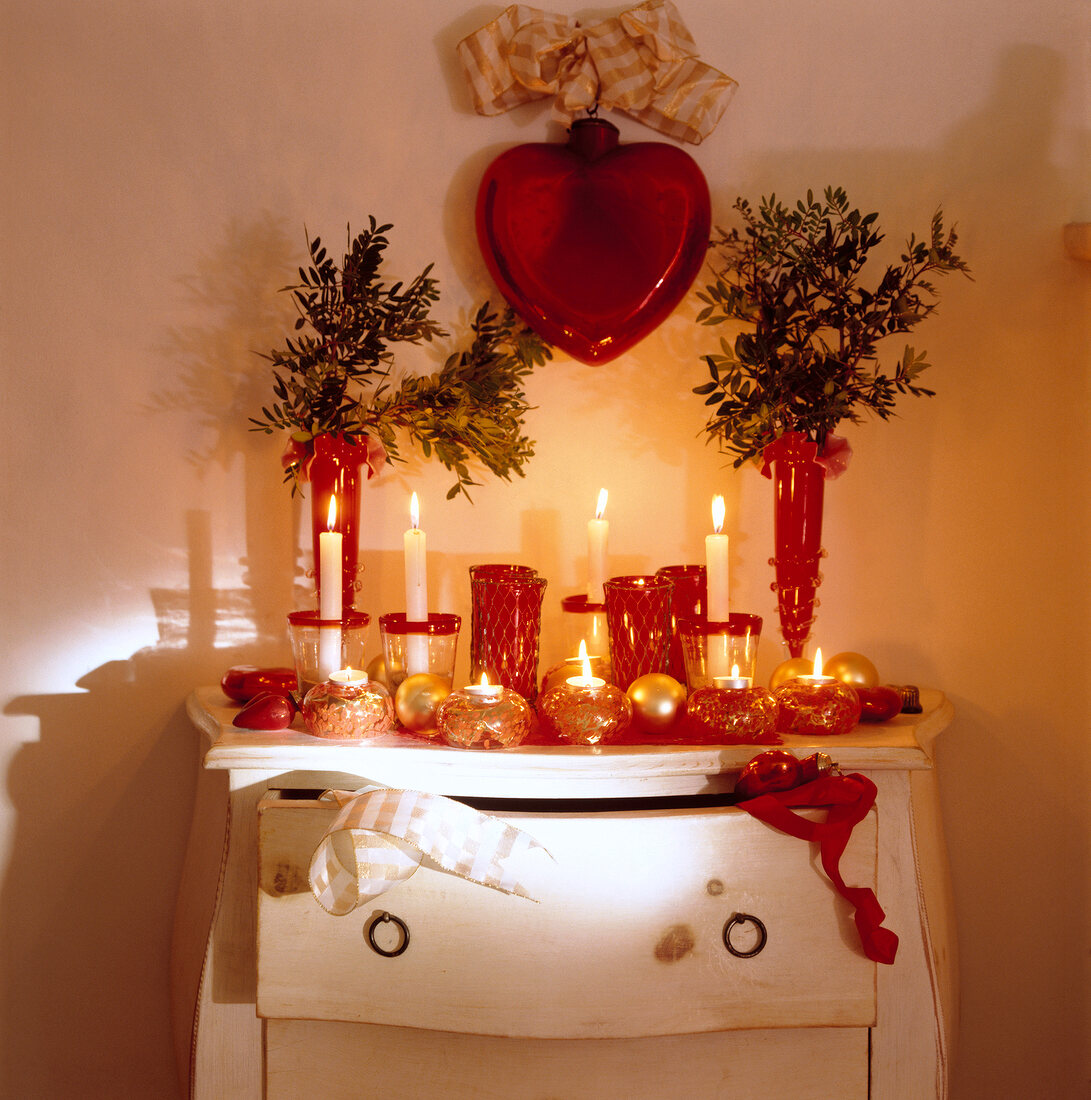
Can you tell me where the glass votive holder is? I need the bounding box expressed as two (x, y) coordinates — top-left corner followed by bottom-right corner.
(287, 609), (371, 699)
(655, 564), (707, 684)
(301, 669), (395, 740)
(435, 681), (534, 750)
(379, 612), (461, 693)
(560, 594), (610, 673)
(686, 676), (780, 744)
(773, 676), (862, 736)
(537, 673), (633, 746)
(678, 613), (762, 692)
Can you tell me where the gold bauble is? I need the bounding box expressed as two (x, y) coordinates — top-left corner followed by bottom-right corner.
(366, 654), (389, 689)
(769, 657), (815, 691)
(394, 673), (451, 734)
(627, 673), (687, 732)
(823, 651), (879, 688)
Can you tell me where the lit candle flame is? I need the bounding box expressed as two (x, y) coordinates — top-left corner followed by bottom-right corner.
(813, 648), (824, 677)
(409, 491), (420, 530)
(479, 671), (490, 688)
(579, 639), (592, 679)
(731, 663), (740, 679)
(595, 487), (608, 520)
(326, 495), (338, 531)
(711, 494), (726, 534)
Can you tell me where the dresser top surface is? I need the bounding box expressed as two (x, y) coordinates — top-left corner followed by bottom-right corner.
(188, 687), (951, 798)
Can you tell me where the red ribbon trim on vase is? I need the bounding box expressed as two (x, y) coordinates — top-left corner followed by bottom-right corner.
(280, 433), (387, 482)
(758, 430), (853, 481)
(736, 773), (899, 965)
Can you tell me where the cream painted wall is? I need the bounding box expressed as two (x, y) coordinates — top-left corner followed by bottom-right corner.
(2, 1), (1088, 1096)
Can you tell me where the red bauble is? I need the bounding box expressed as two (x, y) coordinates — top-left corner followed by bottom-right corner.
(476, 118), (711, 364)
(734, 749), (801, 800)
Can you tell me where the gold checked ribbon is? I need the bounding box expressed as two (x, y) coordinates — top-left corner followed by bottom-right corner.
(457, 0), (737, 145)
(309, 786), (551, 916)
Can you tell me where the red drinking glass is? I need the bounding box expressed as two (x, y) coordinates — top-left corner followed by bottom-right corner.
(469, 565), (547, 702)
(603, 575), (675, 692)
(655, 564), (707, 683)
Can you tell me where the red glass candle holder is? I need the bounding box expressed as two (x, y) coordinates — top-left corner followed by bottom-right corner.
(603, 575), (674, 691)
(774, 676), (862, 736)
(686, 681), (779, 744)
(287, 609), (371, 700)
(308, 433), (370, 611)
(677, 614), (762, 692)
(537, 677), (632, 746)
(301, 672), (395, 740)
(469, 565), (547, 702)
(655, 564), (707, 684)
(436, 683), (534, 750)
(379, 612), (461, 693)
(560, 594), (611, 677)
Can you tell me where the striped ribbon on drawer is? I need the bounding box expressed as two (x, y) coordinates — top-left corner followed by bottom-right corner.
(308, 786), (551, 916)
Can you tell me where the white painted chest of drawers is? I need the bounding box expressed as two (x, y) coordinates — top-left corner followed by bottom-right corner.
(171, 688), (956, 1099)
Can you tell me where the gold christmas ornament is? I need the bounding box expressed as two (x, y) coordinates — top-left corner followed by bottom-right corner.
(627, 673), (687, 732)
(823, 651), (879, 688)
(768, 657), (814, 691)
(366, 653), (390, 689)
(394, 673), (451, 734)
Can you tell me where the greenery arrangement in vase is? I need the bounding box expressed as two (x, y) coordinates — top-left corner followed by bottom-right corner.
(692, 186), (971, 655)
(251, 217), (552, 501)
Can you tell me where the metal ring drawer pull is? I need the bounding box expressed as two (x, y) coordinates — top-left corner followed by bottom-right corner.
(723, 912), (767, 958)
(366, 911), (410, 957)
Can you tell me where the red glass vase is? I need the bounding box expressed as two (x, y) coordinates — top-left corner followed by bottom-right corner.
(308, 433), (369, 611)
(763, 432), (828, 658)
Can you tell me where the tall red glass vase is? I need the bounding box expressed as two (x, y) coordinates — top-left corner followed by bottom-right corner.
(762, 432), (829, 658)
(307, 433), (370, 611)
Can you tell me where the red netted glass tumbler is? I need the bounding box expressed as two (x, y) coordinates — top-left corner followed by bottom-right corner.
(655, 564), (707, 683)
(603, 574), (675, 691)
(469, 565), (547, 702)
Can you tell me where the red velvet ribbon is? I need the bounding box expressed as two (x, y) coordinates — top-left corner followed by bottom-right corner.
(737, 773), (899, 965)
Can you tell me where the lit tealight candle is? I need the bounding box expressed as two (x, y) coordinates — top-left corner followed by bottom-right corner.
(586, 488), (609, 605)
(464, 672), (504, 700)
(318, 495), (343, 680)
(404, 492), (429, 675)
(567, 640), (606, 690)
(329, 667), (368, 686)
(800, 647), (837, 684)
(713, 663), (751, 691)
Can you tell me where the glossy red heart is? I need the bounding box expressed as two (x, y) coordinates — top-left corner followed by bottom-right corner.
(233, 691), (297, 730)
(476, 119), (711, 364)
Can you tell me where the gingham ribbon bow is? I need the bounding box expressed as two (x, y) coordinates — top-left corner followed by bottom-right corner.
(456, 1), (737, 145)
(309, 786), (550, 915)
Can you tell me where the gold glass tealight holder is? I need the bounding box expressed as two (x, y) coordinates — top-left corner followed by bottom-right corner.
(537, 663), (632, 746)
(435, 677), (533, 750)
(686, 673), (779, 744)
(301, 668), (395, 740)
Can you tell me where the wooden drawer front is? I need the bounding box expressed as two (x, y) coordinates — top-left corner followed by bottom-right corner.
(257, 796), (877, 1039)
(265, 1019), (870, 1100)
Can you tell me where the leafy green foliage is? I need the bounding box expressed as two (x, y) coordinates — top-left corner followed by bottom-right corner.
(693, 187), (971, 467)
(250, 219), (551, 499)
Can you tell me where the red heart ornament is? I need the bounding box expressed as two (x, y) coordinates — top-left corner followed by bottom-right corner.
(476, 118), (711, 364)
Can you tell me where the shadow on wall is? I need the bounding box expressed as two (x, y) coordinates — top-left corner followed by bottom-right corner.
(0, 215), (307, 1099)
